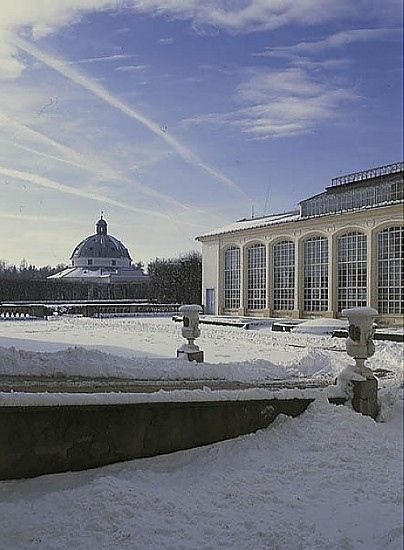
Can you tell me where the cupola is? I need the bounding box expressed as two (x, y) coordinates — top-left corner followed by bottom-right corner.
(96, 214), (108, 235)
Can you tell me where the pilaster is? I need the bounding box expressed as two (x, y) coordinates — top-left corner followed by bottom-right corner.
(368, 230), (378, 310)
(328, 233), (337, 317)
(294, 237), (302, 316)
(266, 242), (272, 313)
(239, 245), (246, 315)
(216, 242), (223, 315)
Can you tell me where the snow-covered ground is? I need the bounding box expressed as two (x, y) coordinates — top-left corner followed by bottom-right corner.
(0, 315), (349, 362)
(0, 316), (402, 549)
(0, 316), (402, 382)
(0, 398), (402, 549)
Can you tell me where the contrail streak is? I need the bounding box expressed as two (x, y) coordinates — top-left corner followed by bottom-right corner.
(69, 54), (137, 65)
(14, 36), (248, 200)
(6, 141), (94, 173)
(0, 111), (190, 211)
(0, 111), (106, 175)
(0, 166), (169, 219)
(0, 210), (76, 223)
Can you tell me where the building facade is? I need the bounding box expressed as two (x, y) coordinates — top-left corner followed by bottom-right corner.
(197, 162), (404, 325)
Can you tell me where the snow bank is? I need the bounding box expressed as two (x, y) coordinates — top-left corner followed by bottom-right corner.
(0, 316), (401, 549)
(0, 328), (402, 384)
(0, 397), (401, 549)
(0, 345), (338, 383)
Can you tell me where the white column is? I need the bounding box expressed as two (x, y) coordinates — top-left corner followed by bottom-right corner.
(293, 238), (302, 317)
(216, 241), (223, 315)
(367, 230), (377, 309)
(328, 234), (337, 317)
(266, 242), (272, 314)
(239, 245), (246, 315)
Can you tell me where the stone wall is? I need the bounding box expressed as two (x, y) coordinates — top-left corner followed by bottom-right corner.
(0, 398), (323, 480)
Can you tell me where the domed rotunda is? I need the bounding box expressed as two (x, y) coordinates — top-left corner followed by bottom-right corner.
(49, 216), (147, 284)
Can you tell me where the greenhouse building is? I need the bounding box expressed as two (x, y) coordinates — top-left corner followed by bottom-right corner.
(197, 161), (403, 325)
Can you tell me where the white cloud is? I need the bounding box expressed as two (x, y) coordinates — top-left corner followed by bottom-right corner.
(0, 1), (399, 147)
(183, 67), (357, 139)
(259, 27), (402, 56)
(127, 0), (401, 34)
(0, 210), (77, 224)
(237, 68), (323, 102)
(0, 0), (400, 263)
(230, 26), (401, 139)
(0, 111), (195, 211)
(0, 1), (111, 77)
(13, 36), (247, 199)
(68, 54), (138, 65)
(0, 165), (168, 218)
(115, 64), (149, 72)
(0, 110), (117, 179)
(0, 1), (401, 78)
(290, 58), (351, 70)
(158, 37), (174, 44)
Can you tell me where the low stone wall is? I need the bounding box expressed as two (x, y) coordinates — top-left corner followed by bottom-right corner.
(83, 303), (180, 317)
(0, 305), (51, 319)
(0, 398), (333, 481)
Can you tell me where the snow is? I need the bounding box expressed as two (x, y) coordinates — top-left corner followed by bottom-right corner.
(0, 315), (402, 548)
(197, 210), (300, 239)
(341, 306), (379, 318)
(0, 386), (326, 406)
(0, 317), (402, 385)
(0, 345), (339, 383)
(0, 397), (402, 549)
(292, 318), (348, 335)
(48, 265), (147, 282)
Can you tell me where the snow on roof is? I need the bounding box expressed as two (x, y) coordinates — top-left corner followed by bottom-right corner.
(48, 266), (147, 282)
(197, 210), (300, 239)
(48, 267), (110, 280)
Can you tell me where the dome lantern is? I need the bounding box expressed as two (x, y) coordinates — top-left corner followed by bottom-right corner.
(96, 213), (108, 235)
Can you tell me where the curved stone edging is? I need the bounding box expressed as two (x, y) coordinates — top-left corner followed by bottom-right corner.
(0, 398), (346, 480)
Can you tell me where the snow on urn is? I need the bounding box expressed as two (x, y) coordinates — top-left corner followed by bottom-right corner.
(177, 305), (204, 363)
(342, 307), (378, 380)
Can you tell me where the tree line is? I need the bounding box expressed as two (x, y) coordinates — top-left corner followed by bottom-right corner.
(0, 259), (67, 279)
(147, 251), (202, 304)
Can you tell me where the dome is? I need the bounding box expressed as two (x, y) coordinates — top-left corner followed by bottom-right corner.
(70, 216), (132, 261)
(48, 214), (148, 283)
(71, 235), (131, 260)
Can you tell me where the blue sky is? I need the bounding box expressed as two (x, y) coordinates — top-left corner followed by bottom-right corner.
(0, 1), (402, 266)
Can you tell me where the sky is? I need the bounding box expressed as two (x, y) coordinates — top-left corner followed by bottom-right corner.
(0, 1), (402, 267)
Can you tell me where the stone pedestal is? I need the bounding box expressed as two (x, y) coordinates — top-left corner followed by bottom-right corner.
(352, 378), (378, 419)
(177, 350), (204, 363)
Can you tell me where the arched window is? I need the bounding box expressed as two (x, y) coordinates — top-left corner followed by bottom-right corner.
(337, 232), (367, 311)
(303, 236), (328, 311)
(247, 244), (266, 309)
(224, 247), (240, 309)
(378, 226), (404, 314)
(273, 240), (295, 310)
